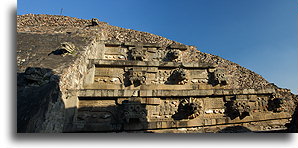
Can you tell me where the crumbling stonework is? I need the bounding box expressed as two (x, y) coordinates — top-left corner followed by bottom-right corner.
(17, 14), (297, 133)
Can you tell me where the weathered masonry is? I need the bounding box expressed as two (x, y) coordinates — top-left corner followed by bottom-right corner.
(17, 14), (297, 133)
(63, 41), (294, 133)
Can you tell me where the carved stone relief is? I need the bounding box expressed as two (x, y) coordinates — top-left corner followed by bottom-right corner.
(155, 48), (166, 61)
(232, 100), (251, 117)
(48, 42), (76, 56)
(119, 99), (147, 123)
(94, 67), (124, 84)
(149, 99), (179, 120)
(91, 18), (100, 26)
(203, 97), (225, 115)
(93, 66), (212, 86)
(126, 67), (147, 86)
(255, 97), (268, 112)
(224, 95), (273, 120)
(77, 100), (118, 123)
(103, 46), (127, 60)
(213, 69), (227, 85)
(103, 43), (187, 62)
(172, 97), (203, 119)
(189, 69), (209, 84)
(129, 46), (147, 61)
(167, 68), (188, 84)
(166, 49), (181, 62)
(268, 98), (286, 112)
(154, 69), (171, 84)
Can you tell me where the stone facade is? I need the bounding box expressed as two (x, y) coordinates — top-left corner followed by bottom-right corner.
(17, 14), (297, 133)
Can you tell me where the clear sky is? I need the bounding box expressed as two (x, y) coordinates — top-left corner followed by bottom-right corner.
(17, 0), (297, 94)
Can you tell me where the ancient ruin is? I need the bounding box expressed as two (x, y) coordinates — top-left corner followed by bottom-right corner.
(17, 14), (297, 133)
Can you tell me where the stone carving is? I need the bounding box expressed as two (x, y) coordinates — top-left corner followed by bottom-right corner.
(104, 54), (126, 60)
(129, 46), (147, 61)
(94, 67), (124, 84)
(76, 99), (118, 128)
(224, 95), (281, 120)
(59, 42), (76, 55)
(120, 100), (147, 123)
(128, 68), (146, 86)
(227, 99), (251, 119)
(166, 49), (181, 62)
(234, 100), (251, 114)
(213, 69), (227, 85)
(173, 98), (202, 119)
(156, 100), (178, 117)
(17, 14), (297, 133)
(268, 98), (286, 112)
(204, 108), (225, 114)
(155, 49), (166, 61)
(48, 42), (76, 56)
(155, 70), (171, 84)
(168, 68), (188, 84)
(91, 18), (99, 26)
(255, 97), (268, 112)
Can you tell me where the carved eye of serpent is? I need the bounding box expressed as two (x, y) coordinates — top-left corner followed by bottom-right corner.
(137, 72), (142, 76)
(128, 105), (134, 112)
(135, 105), (141, 112)
(124, 111), (129, 116)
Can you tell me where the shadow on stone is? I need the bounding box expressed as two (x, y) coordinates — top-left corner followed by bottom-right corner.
(217, 126), (252, 133)
(286, 106), (297, 133)
(17, 67), (64, 133)
(63, 97), (149, 133)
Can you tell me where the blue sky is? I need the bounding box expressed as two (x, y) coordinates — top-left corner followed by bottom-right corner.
(17, 0), (297, 94)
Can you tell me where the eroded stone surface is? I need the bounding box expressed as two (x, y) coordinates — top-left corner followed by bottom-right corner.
(17, 14), (297, 133)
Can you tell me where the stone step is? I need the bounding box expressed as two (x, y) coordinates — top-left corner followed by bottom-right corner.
(77, 88), (275, 97)
(90, 59), (215, 68)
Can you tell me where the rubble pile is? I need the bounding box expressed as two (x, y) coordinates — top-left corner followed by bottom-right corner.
(17, 14), (93, 27)
(104, 25), (179, 47)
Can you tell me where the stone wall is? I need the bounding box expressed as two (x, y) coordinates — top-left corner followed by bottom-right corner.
(17, 68), (64, 132)
(15, 14), (292, 95)
(16, 22), (102, 132)
(59, 40), (105, 127)
(17, 14), (297, 133)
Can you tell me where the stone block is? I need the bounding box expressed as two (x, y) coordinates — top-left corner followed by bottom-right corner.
(107, 90), (114, 97)
(211, 119), (217, 125)
(123, 90), (130, 97)
(83, 65), (95, 86)
(216, 118), (226, 124)
(139, 90), (147, 96)
(94, 90), (101, 97)
(147, 47), (157, 53)
(156, 121), (162, 128)
(169, 44), (187, 50)
(104, 40), (121, 46)
(113, 90), (118, 96)
(148, 122), (157, 129)
(101, 90), (108, 97)
(132, 90), (139, 97)
(79, 90), (86, 96)
(146, 98), (161, 105)
(85, 90), (95, 96)
(214, 89), (223, 95)
(146, 90), (153, 96)
(204, 119), (212, 126)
